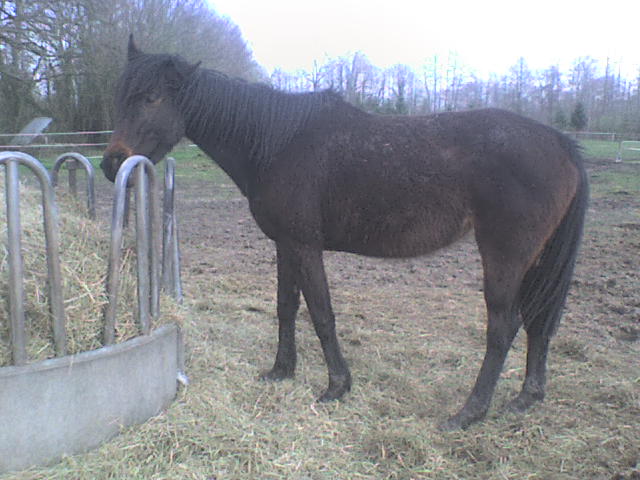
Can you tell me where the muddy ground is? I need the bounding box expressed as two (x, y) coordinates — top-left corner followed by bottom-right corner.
(161, 157), (639, 344)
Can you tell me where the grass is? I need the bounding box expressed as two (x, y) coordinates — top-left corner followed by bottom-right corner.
(30, 136), (639, 186)
(1, 142), (639, 479)
(581, 138), (640, 162)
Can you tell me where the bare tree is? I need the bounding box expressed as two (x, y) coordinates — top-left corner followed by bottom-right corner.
(0, 0), (261, 132)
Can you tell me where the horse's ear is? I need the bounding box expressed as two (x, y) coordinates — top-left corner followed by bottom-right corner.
(186, 61), (202, 78)
(127, 34), (142, 61)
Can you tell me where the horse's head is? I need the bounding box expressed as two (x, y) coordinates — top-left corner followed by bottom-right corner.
(101, 35), (200, 182)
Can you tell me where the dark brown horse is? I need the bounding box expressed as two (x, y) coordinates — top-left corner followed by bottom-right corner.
(102, 36), (588, 429)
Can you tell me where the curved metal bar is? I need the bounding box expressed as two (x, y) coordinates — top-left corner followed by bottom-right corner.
(1, 156), (27, 365)
(51, 152), (96, 219)
(0, 151), (67, 362)
(103, 155), (159, 344)
(162, 157), (183, 302)
(135, 162), (151, 334)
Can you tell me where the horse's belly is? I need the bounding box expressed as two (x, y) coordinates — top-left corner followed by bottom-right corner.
(324, 211), (473, 258)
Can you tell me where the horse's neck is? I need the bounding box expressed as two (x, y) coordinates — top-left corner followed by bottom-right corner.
(180, 71), (331, 194)
(188, 134), (252, 196)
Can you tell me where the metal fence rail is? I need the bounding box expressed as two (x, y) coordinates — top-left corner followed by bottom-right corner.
(0, 151), (66, 365)
(616, 140), (640, 163)
(0, 130), (112, 150)
(0, 130), (113, 161)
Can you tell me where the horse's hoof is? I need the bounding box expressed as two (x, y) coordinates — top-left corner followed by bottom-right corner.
(438, 413), (474, 431)
(438, 417), (464, 432)
(438, 409), (486, 431)
(317, 375), (351, 402)
(504, 392), (543, 414)
(317, 387), (346, 402)
(259, 367), (294, 382)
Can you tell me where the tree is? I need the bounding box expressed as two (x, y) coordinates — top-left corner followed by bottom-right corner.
(389, 64), (410, 114)
(508, 57), (532, 114)
(540, 65), (563, 124)
(0, 0), (261, 132)
(570, 102), (588, 131)
(553, 109), (568, 130)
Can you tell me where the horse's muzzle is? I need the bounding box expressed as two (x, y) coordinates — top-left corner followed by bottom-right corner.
(100, 151), (126, 183)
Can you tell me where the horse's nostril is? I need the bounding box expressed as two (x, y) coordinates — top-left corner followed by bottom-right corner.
(101, 151), (127, 182)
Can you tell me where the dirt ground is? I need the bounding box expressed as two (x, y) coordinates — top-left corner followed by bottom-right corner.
(168, 157), (639, 352)
(83, 155), (639, 479)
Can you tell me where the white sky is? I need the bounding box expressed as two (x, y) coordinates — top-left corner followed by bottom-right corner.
(208, 0), (640, 80)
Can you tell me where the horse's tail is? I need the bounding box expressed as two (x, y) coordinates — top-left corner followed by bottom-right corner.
(519, 140), (589, 338)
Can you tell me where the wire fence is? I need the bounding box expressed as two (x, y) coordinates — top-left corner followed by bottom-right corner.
(0, 131), (113, 160)
(616, 140), (640, 163)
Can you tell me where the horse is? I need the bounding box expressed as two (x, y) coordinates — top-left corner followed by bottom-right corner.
(102, 36), (588, 430)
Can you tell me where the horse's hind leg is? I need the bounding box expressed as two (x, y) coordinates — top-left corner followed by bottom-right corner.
(504, 324), (550, 412)
(262, 242), (301, 381)
(440, 248), (525, 430)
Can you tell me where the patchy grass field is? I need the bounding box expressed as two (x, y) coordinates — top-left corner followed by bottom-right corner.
(1, 144), (639, 479)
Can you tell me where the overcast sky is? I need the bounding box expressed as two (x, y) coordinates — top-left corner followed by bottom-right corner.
(208, 0), (640, 80)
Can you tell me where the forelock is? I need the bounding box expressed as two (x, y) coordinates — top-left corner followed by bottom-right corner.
(116, 53), (182, 106)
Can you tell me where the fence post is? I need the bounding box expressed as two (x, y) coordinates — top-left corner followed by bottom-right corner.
(51, 152), (96, 219)
(103, 155), (160, 345)
(0, 151), (67, 364)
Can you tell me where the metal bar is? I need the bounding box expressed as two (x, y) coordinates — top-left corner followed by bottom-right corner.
(0, 130), (113, 138)
(0, 143), (110, 149)
(135, 164), (151, 335)
(171, 218), (183, 303)
(51, 153), (97, 220)
(103, 155), (158, 343)
(3, 158), (27, 365)
(149, 162), (160, 320)
(161, 158), (183, 302)
(162, 159), (175, 292)
(103, 166), (130, 345)
(0, 151), (67, 361)
(29, 159), (67, 357)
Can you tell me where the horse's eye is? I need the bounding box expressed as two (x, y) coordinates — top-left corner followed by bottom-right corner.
(144, 93), (161, 104)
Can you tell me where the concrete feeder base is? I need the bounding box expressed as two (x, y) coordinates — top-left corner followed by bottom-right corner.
(0, 324), (183, 474)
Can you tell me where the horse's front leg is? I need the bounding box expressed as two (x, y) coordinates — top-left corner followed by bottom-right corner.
(282, 241), (351, 401)
(261, 242), (300, 381)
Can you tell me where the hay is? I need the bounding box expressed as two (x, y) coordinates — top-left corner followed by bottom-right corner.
(0, 181), (178, 366)
(1, 158), (639, 479)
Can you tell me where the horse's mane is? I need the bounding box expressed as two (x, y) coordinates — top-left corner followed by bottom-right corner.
(177, 68), (338, 165)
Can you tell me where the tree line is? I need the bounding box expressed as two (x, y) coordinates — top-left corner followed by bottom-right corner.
(1, 1), (639, 136)
(271, 53), (640, 135)
(0, 0), (261, 134)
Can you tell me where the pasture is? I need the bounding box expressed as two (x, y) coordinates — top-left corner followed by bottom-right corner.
(2, 142), (639, 479)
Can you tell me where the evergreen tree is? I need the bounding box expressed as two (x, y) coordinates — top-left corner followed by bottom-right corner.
(570, 102), (588, 131)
